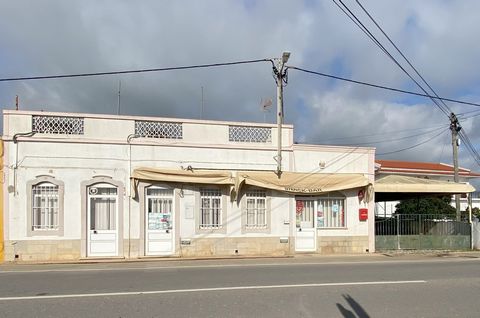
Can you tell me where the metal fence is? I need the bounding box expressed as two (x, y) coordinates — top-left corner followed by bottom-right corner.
(375, 214), (471, 250)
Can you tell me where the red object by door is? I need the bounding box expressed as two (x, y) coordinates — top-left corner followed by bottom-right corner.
(359, 208), (368, 221)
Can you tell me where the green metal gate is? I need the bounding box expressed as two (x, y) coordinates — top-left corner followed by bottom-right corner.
(375, 214), (471, 250)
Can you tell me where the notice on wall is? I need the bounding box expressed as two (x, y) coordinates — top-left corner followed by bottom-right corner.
(148, 212), (163, 230)
(332, 204), (339, 215)
(317, 207), (324, 228)
(149, 212), (171, 230)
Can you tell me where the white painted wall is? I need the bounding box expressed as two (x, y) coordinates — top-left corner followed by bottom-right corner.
(3, 110), (373, 253)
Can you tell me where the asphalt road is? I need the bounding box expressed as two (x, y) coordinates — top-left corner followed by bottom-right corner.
(0, 255), (479, 318)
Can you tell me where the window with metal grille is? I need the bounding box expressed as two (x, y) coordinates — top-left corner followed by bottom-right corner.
(135, 121), (183, 139)
(32, 116), (84, 135)
(317, 198), (345, 228)
(32, 183), (59, 230)
(245, 190), (267, 228)
(229, 126), (271, 143)
(200, 189), (222, 229)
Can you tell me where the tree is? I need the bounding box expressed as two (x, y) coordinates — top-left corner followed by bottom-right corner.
(395, 196), (456, 215)
(471, 207), (480, 219)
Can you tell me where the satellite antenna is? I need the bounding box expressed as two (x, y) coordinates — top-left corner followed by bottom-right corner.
(260, 98), (273, 123)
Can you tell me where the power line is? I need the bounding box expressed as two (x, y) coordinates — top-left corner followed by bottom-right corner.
(0, 59), (271, 82)
(319, 124), (447, 142)
(333, 0), (451, 117)
(354, 0), (453, 115)
(350, 0), (480, 173)
(333, 126), (447, 146)
(376, 128), (449, 156)
(287, 66), (480, 108)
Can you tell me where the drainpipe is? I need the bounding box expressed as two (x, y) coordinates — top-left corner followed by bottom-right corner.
(126, 134), (140, 258)
(13, 132), (36, 196)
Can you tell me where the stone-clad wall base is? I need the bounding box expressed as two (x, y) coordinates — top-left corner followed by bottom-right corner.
(317, 236), (369, 254)
(3, 240), (81, 262)
(2, 236), (368, 262)
(178, 237), (292, 257)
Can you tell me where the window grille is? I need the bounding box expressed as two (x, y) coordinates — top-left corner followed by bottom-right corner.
(32, 116), (84, 135)
(32, 183), (59, 230)
(317, 198), (345, 228)
(200, 189), (222, 229)
(229, 126), (271, 143)
(245, 190), (267, 228)
(135, 121), (183, 139)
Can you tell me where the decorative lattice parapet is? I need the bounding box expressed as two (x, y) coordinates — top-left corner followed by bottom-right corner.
(32, 116), (84, 135)
(135, 121), (183, 139)
(229, 126), (272, 143)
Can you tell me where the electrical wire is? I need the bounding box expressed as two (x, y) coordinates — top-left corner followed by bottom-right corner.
(457, 108), (480, 116)
(333, 0), (451, 117)
(319, 124), (448, 142)
(354, 0), (453, 115)
(352, 0), (480, 168)
(0, 59), (271, 82)
(287, 66), (480, 108)
(334, 0), (480, 168)
(376, 128), (449, 156)
(333, 126), (447, 146)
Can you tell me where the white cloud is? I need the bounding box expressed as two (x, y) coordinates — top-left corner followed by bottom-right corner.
(1, 0), (480, 173)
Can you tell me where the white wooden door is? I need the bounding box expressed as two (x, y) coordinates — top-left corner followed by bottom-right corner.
(145, 187), (174, 256)
(295, 199), (317, 252)
(87, 185), (118, 257)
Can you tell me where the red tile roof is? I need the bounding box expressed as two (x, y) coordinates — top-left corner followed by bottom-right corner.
(375, 159), (480, 178)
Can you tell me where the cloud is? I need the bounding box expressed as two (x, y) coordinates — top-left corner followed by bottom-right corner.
(1, 0), (480, 173)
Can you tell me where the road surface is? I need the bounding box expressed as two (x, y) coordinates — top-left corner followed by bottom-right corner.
(0, 254), (479, 317)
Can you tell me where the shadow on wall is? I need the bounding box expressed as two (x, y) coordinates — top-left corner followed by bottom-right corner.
(336, 294), (370, 318)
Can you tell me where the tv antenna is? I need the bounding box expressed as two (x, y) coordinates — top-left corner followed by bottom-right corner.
(260, 98), (272, 123)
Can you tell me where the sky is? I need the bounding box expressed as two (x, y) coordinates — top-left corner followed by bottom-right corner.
(1, 0), (480, 174)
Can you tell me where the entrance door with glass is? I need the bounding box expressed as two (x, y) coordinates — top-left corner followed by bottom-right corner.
(87, 184), (118, 257)
(295, 199), (317, 251)
(145, 187), (174, 256)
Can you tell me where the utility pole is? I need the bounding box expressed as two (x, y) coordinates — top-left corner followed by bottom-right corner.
(273, 52), (290, 176)
(450, 112), (461, 221)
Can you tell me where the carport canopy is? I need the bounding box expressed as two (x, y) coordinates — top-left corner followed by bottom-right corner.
(375, 174), (475, 202)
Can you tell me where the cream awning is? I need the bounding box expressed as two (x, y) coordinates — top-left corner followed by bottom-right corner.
(132, 167), (235, 185)
(132, 168), (372, 200)
(375, 175), (475, 193)
(237, 171), (371, 195)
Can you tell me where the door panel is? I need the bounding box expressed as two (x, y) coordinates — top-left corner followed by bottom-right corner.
(295, 200), (317, 252)
(87, 186), (118, 257)
(145, 188), (174, 256)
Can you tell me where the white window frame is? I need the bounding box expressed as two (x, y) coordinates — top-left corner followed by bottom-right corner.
(199, 188), (222, 229)
(316, 195), (347, 229)
(195, 187), (227, 234)
(27, 176), (64, 236)
(242, 188), (271, 233)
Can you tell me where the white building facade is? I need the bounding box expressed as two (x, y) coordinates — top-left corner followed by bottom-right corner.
(2, 110), (375, 262)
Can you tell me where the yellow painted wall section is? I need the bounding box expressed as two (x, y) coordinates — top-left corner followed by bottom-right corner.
(0, 140), (3, 262)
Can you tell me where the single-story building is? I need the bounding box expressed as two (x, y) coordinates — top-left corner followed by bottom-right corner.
(1, 110), (375, 262)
